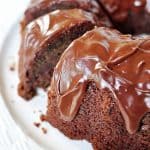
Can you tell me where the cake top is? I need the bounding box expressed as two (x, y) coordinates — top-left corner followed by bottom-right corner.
(50, 27), (150, 134)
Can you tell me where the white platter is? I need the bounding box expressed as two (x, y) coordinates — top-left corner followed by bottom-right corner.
(0, 22), (93, 150)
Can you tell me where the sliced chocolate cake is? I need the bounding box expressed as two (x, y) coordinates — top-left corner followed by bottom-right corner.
(18, 0), (150, 149)
(18, 9), (102, 100)
(47, 27), (150, 149)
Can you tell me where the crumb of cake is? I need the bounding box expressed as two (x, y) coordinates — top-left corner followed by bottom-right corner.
(9, 63), (16, 71)
(40, 114), (47, 122)
(38, 110), (42, 113)
(34, 122), (41, 128)
(41, 127), (47, 134)
(10, 66), (15, 71)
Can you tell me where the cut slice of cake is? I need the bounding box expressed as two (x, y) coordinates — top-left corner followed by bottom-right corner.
(47, 27), (150, 149)
(18, 9), (103, 99)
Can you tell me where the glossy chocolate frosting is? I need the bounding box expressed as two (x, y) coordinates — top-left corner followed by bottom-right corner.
(22, 0), (102, 27)
(100, 0), (148, 22)
(50, 27), (150, 134)
(19, 9), (96, 82)
(29, 0), (100, 14)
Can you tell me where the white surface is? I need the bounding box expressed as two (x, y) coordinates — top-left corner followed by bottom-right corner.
(0, 1), (92, 150)
(0, 1), (42, 150)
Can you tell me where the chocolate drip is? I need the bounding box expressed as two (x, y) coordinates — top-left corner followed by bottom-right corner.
(50, 27), (150, 134)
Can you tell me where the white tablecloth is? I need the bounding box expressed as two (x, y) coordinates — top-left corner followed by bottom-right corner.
(0, 1), (42, 150)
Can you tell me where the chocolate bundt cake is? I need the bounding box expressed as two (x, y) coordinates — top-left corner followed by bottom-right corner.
(18, 0), (150, 149)
(99, 0), (150, 34)
(22, 0), (109, 28)
(18, 8), (104, 99)
(47, 27), (150, 149)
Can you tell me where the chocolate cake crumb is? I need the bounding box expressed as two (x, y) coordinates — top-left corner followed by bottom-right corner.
(9, 62), (16, 71)
(41, 127), (47, 134)
(34, 122), (41, 128)
(10, 66), (15, 71)
(40, 114), (47, 122)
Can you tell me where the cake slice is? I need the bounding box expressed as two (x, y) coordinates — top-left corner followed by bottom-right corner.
(18, 9), (103, 100)
(22, 0), (108, 28)
(47, 27), (150, 149)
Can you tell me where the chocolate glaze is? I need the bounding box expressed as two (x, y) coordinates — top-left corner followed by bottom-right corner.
(19, 9), (96, 84)
(50, 27), (150, 134)
(99, 0), (150, 34)
(100, 0), (147, 22)
(29, 0), (100, 14)
(22, 0), (103, 27)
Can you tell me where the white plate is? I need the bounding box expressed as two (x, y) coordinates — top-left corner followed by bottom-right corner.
(0, 22), (93, 150)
